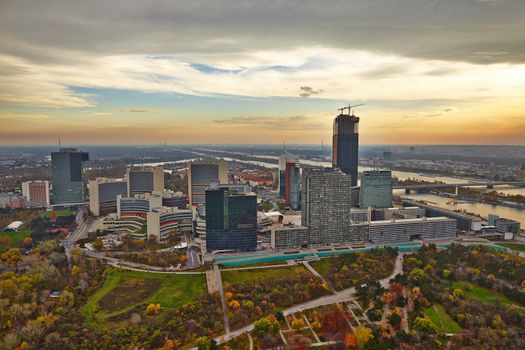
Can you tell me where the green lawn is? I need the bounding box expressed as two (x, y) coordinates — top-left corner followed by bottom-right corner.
(309, 257), (334, 276)
(82, 268), (205, 327)
(0, 230), (32, 248)
(40, 209), (74, 218)
(423, 303), (462, 333)
(492, 242), (525, 252)
(221, 265), (309, 286)
(452, 281), (516, 306)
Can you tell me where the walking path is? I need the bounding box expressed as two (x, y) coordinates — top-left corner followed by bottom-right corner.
(206, 252), (406, 347)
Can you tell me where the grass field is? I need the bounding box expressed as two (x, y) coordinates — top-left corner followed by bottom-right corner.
(221, 265), (309, 285)
(492, 242), (525, 252)
(0, 230), (32, 248)
(424, 304), (462, 333)
(452, 281), (516, 306)
(82, 268), (205, 326)
(40, 209), (74, 218)
(309, 258), (334, 276)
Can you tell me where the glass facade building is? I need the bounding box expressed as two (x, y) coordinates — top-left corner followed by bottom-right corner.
(51, 148), (89, 205)
(332, 113), (359, 186)
(359, 170), (393, 209)
(205, 186), (257, 252)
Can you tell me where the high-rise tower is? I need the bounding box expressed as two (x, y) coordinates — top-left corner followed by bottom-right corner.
(332, 107), (360, 186)
(51, 148), (89, 205)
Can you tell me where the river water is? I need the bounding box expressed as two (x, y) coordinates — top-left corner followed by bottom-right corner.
(133, 151), (525, 226)
(219, 153), (525, 226)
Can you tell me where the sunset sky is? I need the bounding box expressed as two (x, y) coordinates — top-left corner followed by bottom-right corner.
(1, 0), (524, 145)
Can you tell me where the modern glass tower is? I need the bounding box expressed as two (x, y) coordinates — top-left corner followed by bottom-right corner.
(332, 112), (359, 186)
(51, 148), (89, 204)
(285, 162), (301, 210)
(205, 184), (257, 252)
(359, 170), (393, 209)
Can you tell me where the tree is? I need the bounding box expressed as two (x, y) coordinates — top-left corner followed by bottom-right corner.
(93, 238), (103, 250)
(195, 336), (212, 350)
(345, 332), (358, 348)
(291, 318), (305, 330)
(412, 317), (436, 334)
(146, 303), (161, 315)
(354, 325), (373, 346)
(71, 265), (81, 277)
(21, 237), (33, 248)
(0, 235), (11, 249)
(253, 315), (280, 337)
(388, 311), (402, 329)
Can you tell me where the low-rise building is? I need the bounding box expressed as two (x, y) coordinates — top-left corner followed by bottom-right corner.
(271, 223), (309, 249)
(21, 180), (50, 206)
(368, 217), (456, 244)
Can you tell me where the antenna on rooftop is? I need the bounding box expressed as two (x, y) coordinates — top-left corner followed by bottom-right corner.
(58, 138), (61, 150)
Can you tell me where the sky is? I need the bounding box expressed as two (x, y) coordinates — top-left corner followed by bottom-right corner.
(0, 0), (524, 145)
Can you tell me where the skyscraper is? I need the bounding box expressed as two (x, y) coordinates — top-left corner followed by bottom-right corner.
(301, 168), (363, 245)
(188, 159), (228, 207)
(278, 152), (299, 198)
(127, 166), (164, 196)
(285, 162), (300, 210)
(51, 148), (89, 205)
(89, 177), (128, 216)
(205, 183), (257, 252)
(332, 110), (359, 186)
(360, 170), (393, 209)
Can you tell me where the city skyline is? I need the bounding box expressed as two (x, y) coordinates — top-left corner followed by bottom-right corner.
(1, 0), (525, 145)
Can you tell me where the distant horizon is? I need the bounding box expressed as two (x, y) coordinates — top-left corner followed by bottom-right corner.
(1, 143), (524, 148)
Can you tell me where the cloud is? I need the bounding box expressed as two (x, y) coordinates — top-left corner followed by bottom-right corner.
(0, 113), (50, 121)
(299, 86), (323, 98)
(214, 115), (323, 130)
(401, 107), (457, 119)
(1, 0), (524, 65)
(118, 108), (159, 113)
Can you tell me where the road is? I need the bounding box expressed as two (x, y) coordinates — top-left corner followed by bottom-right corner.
(209, 252), (405, 347)
(83, 250), (204, 274)
(63, 206), (97, 263)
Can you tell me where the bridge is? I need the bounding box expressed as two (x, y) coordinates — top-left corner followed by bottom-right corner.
(394, 181), (525, 194)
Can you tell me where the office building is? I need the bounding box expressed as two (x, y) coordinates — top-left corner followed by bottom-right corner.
(117, 192), (162, 218)
(188, 159), (228, 207)
(372, 207), (425, 221)
(332, 111), (359, 186)
(494, 217), (521, 234)
(205, 184), (257, 252)
(147, 207), (193, 241)
(161, 190), (187, 209)
(21, 180), (50, 205)
(368, 217), (456, 244)
(402, 199), (482, 231)
(51, 148), (89, 205)
(301, 168), (355, 245)
(126, 166), (164, 196)
(360, 170), (392, 209)
(271, 224), (309, 250)
(88, 178), (128, 216)
(350, 186), (360, 207)
(285, 161), (301, 210)
(278, 152), (299, 198)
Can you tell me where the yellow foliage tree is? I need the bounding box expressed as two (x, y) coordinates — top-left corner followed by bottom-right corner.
(354, 325), (373, 346)
(146, 303), (161, 315)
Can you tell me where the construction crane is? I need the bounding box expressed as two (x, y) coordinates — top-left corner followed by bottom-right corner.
(338, 103), (365, 115)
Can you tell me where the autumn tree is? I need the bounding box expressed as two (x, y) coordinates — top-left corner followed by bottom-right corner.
(354, 325), (373, 346)
(146, 303), (161, 315)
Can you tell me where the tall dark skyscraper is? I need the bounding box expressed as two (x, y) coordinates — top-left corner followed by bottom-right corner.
(205, 184), (257, 252)
(51, 148), (89, 204)
(332, 110), (359, 186)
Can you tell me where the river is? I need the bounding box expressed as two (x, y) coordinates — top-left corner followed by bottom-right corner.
(132, 150), (525, 226)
